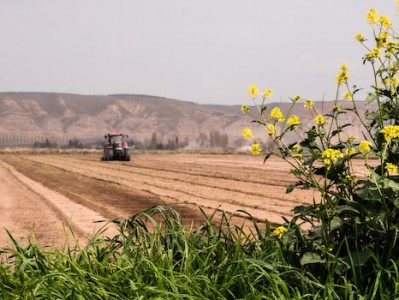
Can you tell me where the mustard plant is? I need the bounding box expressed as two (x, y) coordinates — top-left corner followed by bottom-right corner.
(242, 3), (399, 296)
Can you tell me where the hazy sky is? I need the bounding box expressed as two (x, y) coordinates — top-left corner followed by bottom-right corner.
(0, 1), (396, 105)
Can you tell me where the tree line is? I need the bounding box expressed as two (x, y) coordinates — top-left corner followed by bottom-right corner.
(0, 129), (238, 150)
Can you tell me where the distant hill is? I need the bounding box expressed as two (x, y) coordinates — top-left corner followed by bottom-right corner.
(0, 92), (373, 149)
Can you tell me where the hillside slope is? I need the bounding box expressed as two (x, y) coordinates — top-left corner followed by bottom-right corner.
(0, 92), (372, 148)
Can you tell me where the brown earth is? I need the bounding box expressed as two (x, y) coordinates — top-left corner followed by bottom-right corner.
(0, 152), (370, 249)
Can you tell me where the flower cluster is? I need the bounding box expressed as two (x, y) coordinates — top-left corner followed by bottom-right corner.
(359, 140), (372, 154)
(381, 125), (399, 142)
(314, 114), (327, 126)
(241, 127), (261, 155)
(269, 107), (285, 122)
(247, 84), (259, 98)
(322, 148), (344, 167)
(335, 64), (349, 85)
(304, 99), (314, 110)
(263, 89), (272, 98)
(242, 128), (253, 140)
(273, 226), (288, 239)
(287, 114), (301, 128)
(241, 104), (251, 114)
(385, 162), (398, 174)
(291, 144), (302, 159)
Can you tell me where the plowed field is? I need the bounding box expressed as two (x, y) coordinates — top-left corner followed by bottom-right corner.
(1, 152), (360, 248)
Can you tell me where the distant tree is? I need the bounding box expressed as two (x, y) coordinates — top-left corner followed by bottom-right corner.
(196, 132), (209, 148)
(33, 138), (58, 148)
(210, 130), (228, 148)
(68, 138), (83, 148)
(149, 132), (158, 149)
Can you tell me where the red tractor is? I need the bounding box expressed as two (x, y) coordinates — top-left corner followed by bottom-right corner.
(102, 133), (131, 161)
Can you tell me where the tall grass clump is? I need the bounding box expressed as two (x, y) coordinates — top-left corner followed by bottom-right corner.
(0, 205), (322, 299)
(242, 2), (399, 298)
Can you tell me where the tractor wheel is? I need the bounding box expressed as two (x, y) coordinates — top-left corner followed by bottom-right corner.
(124, 150), (131, 161)
(106, 149), (114, 161)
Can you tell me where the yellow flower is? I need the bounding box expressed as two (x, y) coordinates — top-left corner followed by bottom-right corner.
(380, 15), (391, 28)
(381, 125), (399, 142)
(354, 33), (365, 42)
(344, 147), (356, 156)
(386, 41), (395, 56)
(247, 84), (259, 98)
(322, 148), (343, 166)
(335, 64), (349, 85)
(291, 144), (302, 159)
(292, 95), (301, 102)
(292, 144), (300, 152)
(273, 226), (288, 239)
(377, 31), (390, 48)
(269, 107), (285, 122)
(359, 140), (372, 154)
(263, 89), (272, 98)
(304, 99), (314, 110)
(385, 163), (398, 174)
(343, 91), (352, 100)
(314, 114), (327, 126)
(345, 174), (356, 182)
(367, 48), (380, 59)
(287, 114), (301, 128)
(242, 128), (253, 140)
(241, 104), (251, 114)
(392, 77), (399, 87)
(367, 8), (379, 25)
(347, 136), (356, 143)
(266, 123), (276, 136)
(333, 105), (340, 112)
(250, 143), (261, 155)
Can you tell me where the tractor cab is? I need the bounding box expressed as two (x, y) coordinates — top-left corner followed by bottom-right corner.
(102, 133), (131, 161)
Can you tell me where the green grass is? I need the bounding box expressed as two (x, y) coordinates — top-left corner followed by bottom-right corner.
(0, 205), (397, 299)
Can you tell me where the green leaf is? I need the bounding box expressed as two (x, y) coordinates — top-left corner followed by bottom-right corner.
(346, 250), (370, 267)
(331, 128), (342, 137)
(308, 226), (323, 240)
(391, 141), (399, 154)
(286, 185), (295, 193)
(384, 177), (399, 192)
(260, 105), (268, 115)
(335, 205), (360, 215)
(263, 152), (273, 163)
(366, 92), (378, 104)
(355, 187), (381, 201)
(247, 258), (276, 272)
(300, 252), (326, 265)
(330, 216), (343, 231)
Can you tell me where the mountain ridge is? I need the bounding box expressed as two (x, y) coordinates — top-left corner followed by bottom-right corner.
(0, 92), (371, 149)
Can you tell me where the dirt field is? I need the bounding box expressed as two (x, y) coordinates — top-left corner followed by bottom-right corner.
(0, 152), (363, 249)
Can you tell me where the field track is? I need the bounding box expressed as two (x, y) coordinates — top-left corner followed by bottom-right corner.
(0, 152), (322, 248)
